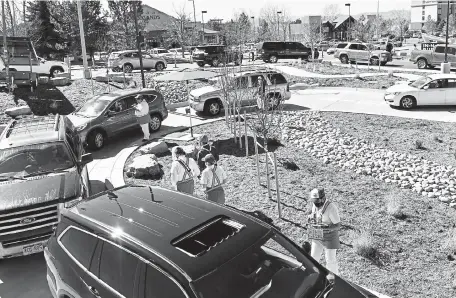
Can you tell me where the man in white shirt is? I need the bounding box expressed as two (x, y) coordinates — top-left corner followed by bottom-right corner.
(133, 94), (151, 142)
(170, 147), (200, 194)
(200, 154), (227, 204)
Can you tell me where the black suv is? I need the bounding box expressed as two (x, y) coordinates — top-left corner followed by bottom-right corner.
(0, 115), (92, 259)
(257, 41), (312, 63)
(192, 45), (242, 67)
(45, 184), (381, 298)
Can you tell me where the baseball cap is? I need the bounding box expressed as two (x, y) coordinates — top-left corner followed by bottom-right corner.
(199, 134), (208, 144)
(203, 154), (215, 164)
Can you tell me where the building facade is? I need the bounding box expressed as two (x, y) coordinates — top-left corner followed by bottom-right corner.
(411, 0), (456, 31)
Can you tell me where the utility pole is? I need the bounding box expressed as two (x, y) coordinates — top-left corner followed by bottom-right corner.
(445, 0), (450, 63)
(77, 0), (90, 79)
(376, 0), (379, 40)
(133, 2), (145, 88)
(2, 1), (9, 88)
(189, 0), (197, 46)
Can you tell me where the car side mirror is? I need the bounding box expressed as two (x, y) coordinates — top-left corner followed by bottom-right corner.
(79, 153), (93, 166)
(423, 85), (429, 90)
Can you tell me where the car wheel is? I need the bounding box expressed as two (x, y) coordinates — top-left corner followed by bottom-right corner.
(123, 64), (133, 73)
(400, 96), (416, 109)
(204, 99), (221, 116)
(340, 55), (348, 64)
(87, 130), (105, 150)
(149, 114), (162, 132)
(269, 55), (278, 63)
(417, 58), (427, 69)
(370, 57), (380, 65)
(50, 66), (64, 78)
(212, 58), (220, 67)
(197, 61), (205, 67)
(155, 62), (165, 71)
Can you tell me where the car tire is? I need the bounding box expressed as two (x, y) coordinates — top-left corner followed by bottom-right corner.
(370, 57), (380, 65)
(155, 62), (165, 71)
(400, 96), (416, 109)
(204, 99), (222, 116)
(211, 58), (220, 67)
(269, 55), (278, 63)
(197, 61), (205, 67)
(123, 64), (133, 73)
(50, 66), (64, 78)
(417, 58), (427, 69)
(149, 114), (162, 132)
(340, 55), (348, 64)
(87, 129), (106, 150)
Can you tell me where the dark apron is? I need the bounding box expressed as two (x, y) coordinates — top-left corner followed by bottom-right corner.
(311, 201), (340, 249)
(176, 158), (194, 195)
(205, 166), (225, 204)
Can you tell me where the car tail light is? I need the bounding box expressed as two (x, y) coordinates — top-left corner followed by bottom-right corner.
(287, 83), (290, 92)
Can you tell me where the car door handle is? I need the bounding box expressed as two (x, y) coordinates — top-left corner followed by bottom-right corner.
(89, 286), (101, 297)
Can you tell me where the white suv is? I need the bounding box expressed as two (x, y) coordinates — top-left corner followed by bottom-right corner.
(189, 70), (291, 116)
(108, 50), (167, 73)
(334, 42), (392, 66)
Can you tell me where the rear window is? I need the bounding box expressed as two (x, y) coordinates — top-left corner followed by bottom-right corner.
(171, 216), (245, 257)
(262, 42), (285, 50)
(337, 43), (348, 48)
(267, 73), (287, 85)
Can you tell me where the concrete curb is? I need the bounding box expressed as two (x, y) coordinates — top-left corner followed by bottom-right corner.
(167, 102), (189, 109)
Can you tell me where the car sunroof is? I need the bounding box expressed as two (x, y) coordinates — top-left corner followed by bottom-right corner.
(171, 216), (245, 257)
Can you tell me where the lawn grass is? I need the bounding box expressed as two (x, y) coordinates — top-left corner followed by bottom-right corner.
(124, 114), (456, 298)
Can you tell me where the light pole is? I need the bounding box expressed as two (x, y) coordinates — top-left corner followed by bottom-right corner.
(345, 3), (351, 41)
(251, 16), (255, 42)
(277, 11), (282, 40)
(77, 0), (90, 79)
(189, 0), (197, 46)
(202, 11), (207, 45)
(133, 2), (145, 87)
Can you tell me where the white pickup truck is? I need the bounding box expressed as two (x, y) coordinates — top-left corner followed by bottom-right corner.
(409, 44), (456, 69)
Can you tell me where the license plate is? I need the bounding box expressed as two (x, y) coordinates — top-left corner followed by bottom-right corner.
(23, 243), (44, 255)
(308, 227), (324, 240)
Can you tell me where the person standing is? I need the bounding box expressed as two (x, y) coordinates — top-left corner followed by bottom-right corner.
(170, 147), (200, 194)
(255, 76), (266, 110)
(307, 188), (341, 275)
(133, 94), (151, 142)
(196, 135), (219, 172)
(200, 154), (227, 204)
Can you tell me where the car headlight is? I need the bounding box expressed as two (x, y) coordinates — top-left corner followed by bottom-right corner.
(76, 123), (88, 131)
(192, 96), (200, 102)
(392, 92), (401, 95)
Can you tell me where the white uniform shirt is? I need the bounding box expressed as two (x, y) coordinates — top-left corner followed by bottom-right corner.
(135, 100), (149, 117)
(170, 156), (200, 188)
(311, 201), (340, 225)
(201, 165), (227, 188)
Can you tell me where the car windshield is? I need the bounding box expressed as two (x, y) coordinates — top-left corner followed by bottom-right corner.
(409, 76), (431, 88)
(192, 231), (322, 298)
(0, 142), (74, 178)
(76, 95), (113, 117)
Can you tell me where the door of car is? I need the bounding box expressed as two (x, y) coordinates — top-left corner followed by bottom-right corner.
(143, 93), (161, 118)
(284, 42), (297, 59)
(445, 79), (456, 105)
(432, 46), (446, 66)
(57, 227), (102, 298)
(357, 44), (370, 62)
(89, 238), (141, 298)
(296, 42), (310, 59)
(129, 52), (140, 68)
(347, 43), (360, 60)
(104, 98), (132, 135)
(141, 53), (155, 68)
(419, 79), (447, 105)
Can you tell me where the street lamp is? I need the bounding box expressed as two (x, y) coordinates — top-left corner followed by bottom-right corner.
(345, 3), (351, 42)
(202, 11), (207, 45)
(277, 11), (282, 40)
(251, 16), (255, 42)
(445, 0), (450, 64)
(188, 0), (197, 46)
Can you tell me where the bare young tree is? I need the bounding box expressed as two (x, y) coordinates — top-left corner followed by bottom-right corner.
(260, 4), (291, 41)
(391, 10), (410, 41)
(167, 4), (192, 57)
(323, 4), (341, 22)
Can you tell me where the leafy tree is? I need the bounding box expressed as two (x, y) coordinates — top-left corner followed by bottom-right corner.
(352, 15), (371, 42)
(107, 0), (145, 50)
(258, 19), (271, 41)
(424, 15), (437, 35)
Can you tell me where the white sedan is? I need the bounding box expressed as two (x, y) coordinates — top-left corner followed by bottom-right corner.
(384, 73), (456, 109)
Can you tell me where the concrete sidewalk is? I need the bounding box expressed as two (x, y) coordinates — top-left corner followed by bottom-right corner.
(268, 65), (388, 79)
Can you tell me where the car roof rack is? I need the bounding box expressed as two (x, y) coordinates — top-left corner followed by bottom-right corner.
(6, 114), (60, 138)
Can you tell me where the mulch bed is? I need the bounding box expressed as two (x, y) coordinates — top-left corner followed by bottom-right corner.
(124, 115), (456, 298)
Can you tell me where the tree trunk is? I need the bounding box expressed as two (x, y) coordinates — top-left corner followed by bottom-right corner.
(264, 137), (272, 198)
(6, 0), (14, 36)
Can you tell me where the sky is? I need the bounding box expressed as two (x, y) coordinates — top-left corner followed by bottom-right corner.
(132, 0), (412, 20)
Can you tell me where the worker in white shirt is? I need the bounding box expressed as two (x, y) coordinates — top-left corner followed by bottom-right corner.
(307, 188), (341, 275)
(170, 147), (200, 194)
(133, 94), (151, 142)
(200, 154), (227, 204)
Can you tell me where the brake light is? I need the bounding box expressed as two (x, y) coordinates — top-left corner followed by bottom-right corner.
(287, 83), (290, 92)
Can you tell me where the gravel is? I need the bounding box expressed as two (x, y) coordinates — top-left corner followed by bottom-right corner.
(124, 114), (456, 298)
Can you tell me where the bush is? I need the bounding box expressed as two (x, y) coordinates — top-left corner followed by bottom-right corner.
(385, 192), (406, 219)
(353, 230), (378, 259)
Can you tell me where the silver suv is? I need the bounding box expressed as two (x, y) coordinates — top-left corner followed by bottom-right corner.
(108, 50), (167, 73)
(189, 69), (291, 116)
(334, 42), (392, 66)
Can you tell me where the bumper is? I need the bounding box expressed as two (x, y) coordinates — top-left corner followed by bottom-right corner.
(0, 238), (48, 259)
(189, 100), (205, 112)
(384, 94), (400, 106)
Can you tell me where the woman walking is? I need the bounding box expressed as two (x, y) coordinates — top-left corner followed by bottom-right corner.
(170, 147), (200, 194)
(200, 154), (227, 204)
(133, 94), (151, 142)
(307, 188), (341, 275)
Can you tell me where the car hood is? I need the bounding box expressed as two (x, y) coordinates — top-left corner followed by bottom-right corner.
(190, 85), (221, 97)
(0, 170), (80, 212)
(329, 276), (379, 297)
(67, 114), (94, 128)
(385, 83), (418, 93)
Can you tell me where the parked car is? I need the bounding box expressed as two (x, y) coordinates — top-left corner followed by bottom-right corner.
(150, 48), (172, 57)
(334, 42), (392, 65)
(45, 183), (386, 298)
(327, 42), (348, 55)
(318, 41), (331, 51)
(67, 89), (168, 150)
(93, 51), (108, 61)
(108, 50), (167, 72)
(409, 44), (456, 69)
(189, 69), (291, 116)
(192, 45), (242, 67)
(256, 41), (311, 63)
(169, 48), (191, 57)
(384, 74), (456, 109)
(0, 115), (92, 259)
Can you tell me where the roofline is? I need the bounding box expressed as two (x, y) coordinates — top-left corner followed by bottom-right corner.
(73, 210), (192, 281)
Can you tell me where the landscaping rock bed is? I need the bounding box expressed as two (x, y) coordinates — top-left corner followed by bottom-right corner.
(282, 111), (456, 207)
